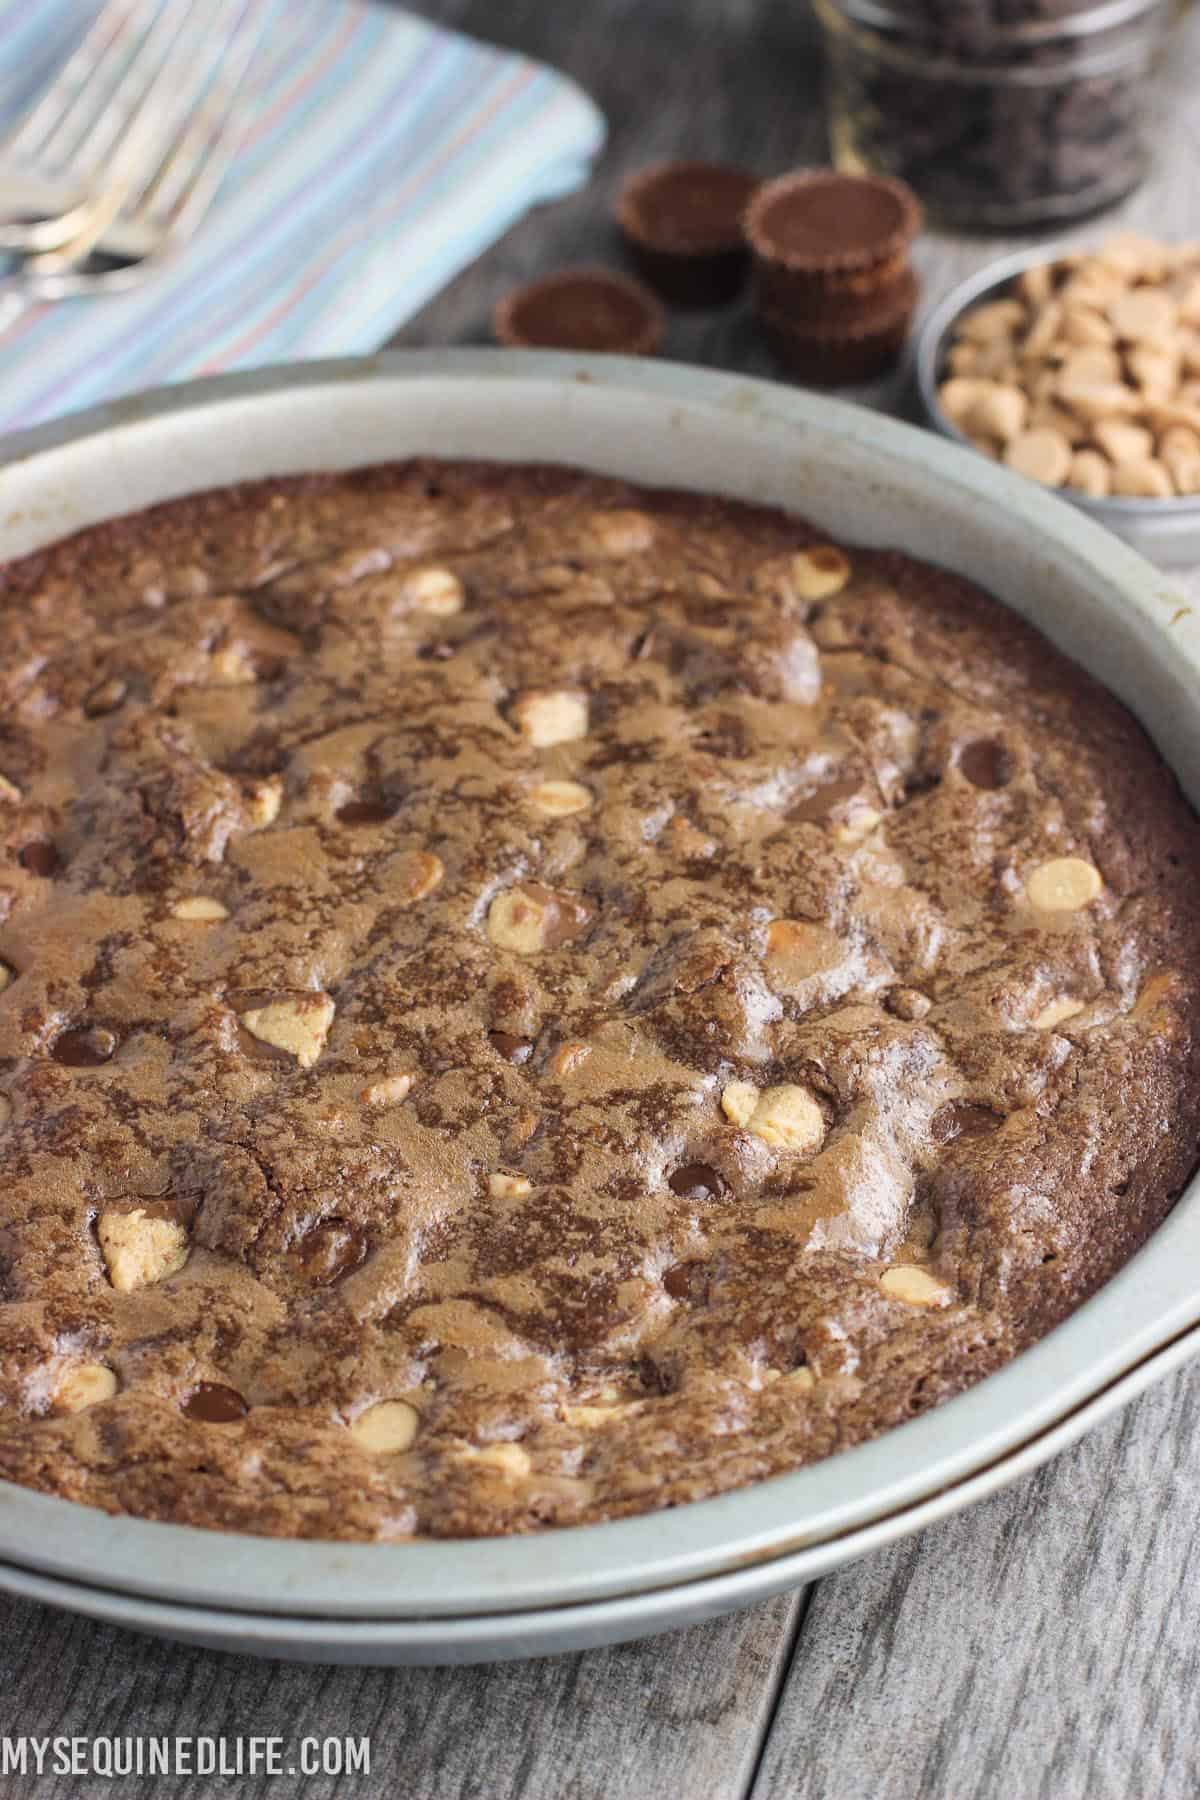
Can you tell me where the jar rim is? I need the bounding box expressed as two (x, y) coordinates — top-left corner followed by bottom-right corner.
(814, 0), (1171, 81)
(832, 0), (1168, 47)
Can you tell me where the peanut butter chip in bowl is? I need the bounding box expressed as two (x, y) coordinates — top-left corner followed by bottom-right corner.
(349, 1399), (420, 1454)
(241, 993), (335, 1068)
(879, 1265), (953, 1308)
(56, 1363), (119, 1413)
(1004, 428), (1072, 487)
(1026, 856), (1103, 913)
(98, 1209), (189, 1292)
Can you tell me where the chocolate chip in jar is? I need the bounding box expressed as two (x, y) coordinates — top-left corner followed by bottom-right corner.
(814, 0), (1169, 228)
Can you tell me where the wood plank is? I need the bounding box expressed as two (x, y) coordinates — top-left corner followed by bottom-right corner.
(751, 1361), (1200, 1800)
(0, 1589), (802, 1800)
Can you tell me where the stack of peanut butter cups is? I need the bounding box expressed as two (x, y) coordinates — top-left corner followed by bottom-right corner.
(745, 170), (922, 385)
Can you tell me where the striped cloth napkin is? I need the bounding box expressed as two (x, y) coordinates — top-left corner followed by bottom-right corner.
(0, 0), (605, 430)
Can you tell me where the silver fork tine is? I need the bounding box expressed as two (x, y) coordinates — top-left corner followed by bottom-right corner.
(5, 0), (138, 160)
(53, 0), (209, 183)
(28, 0), (263, 278)
(0, 0), (203, 255)
(140, 0), (270, 233)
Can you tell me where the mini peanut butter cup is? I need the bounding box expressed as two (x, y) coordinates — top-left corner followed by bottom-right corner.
(494, 268), (664, 356)
(616, 160), (759, 307)
(752, 247), (912, 322)
(745, 168), (921, 281)
(759, 266), (919, 386)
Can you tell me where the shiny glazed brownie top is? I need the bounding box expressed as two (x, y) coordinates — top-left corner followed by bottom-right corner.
(0, 458), (1198, 1541)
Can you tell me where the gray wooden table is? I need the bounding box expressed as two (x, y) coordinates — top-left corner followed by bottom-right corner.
(4, 3), (1200, 1796)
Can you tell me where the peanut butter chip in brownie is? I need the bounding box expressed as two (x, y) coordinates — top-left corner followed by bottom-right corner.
(512, 689), (589, 747)
(745, 1085), (826, 1153)
(530, 779), (593, 817)
(55, 1364), (118, 1413)
(790, 545), (850, 599)
(240, 993), (335, 1068)
(1031, 996), (1086, 1031)
(183, 1383), (248, 1423)
(1026, 856), (1104, 912)
(98, 1209), (189, 1292)
(0, 962), (12, 993)
(486, 884), (591, 954)
(488, 1172), (533, 1199)
(362, 1072), (415, 1105)
(880, 1266), (954, 1307)
(171, 896), (229, 921)
(453, 1442), (531, 1478)
(403, 566), (465, 615)
(590, 508), (656, 555)
(0, 1096), (11, 1131)
(721, 1079), (761, 1128)
(350, 1399), (420, 1454)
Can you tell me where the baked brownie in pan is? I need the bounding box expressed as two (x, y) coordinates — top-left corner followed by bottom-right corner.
(0, 458), (1198, 1541)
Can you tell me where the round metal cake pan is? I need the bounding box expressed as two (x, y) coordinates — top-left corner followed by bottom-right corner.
(914, 245), (1200, 568)
(1, 352), (1200, 1660)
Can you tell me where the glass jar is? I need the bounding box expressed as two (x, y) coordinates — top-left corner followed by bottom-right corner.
(813, 0), (1174, 228)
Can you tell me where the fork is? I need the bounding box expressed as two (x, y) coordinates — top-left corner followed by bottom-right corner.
(0, 0), (268, 334)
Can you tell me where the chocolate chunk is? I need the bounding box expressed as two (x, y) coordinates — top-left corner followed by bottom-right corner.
(298, 1219), (370, 1286)
(489, 1030), (533, 1065)
(494, 269), (664, 356)
(667, 1162), (726, 1201)
(51, 1026), (118, 1068)
(19, 840), (59, 877)
(183, 1382), (249, 1423)
(617, 160), (759, 307)
(663, 1260), (709, 1300)
(959, 739), (1015, 789)
(932, 1102), (1005, 1144)
(336, 798), (394, 826)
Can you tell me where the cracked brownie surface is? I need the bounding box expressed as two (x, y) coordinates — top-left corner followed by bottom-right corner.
(0, 457), (1198, 1540)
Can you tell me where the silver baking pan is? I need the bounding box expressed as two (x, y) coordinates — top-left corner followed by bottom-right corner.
(914, 245), (1200, 568)
(2, 351), (1200, 1663)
